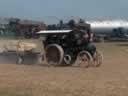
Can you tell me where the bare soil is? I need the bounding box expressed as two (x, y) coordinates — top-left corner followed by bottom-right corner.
(0, 40), (128, 96)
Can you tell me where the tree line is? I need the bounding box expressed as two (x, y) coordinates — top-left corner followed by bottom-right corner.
(47, 19), (86, 30)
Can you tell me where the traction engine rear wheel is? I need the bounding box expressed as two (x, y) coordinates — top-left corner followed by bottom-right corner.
(45, 44), (64, 66)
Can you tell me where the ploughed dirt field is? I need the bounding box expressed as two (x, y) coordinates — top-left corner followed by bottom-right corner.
(0, 40), (128, 96)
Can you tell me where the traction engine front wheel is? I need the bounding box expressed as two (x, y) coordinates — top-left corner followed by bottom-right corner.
(76, 51), (93, 68)
(93, 50), (103, 67)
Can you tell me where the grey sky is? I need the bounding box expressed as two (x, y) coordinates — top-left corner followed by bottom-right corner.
(0, 0), (128, 23)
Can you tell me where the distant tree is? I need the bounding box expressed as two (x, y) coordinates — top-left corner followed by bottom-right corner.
(78, 18), (85, 24)
(47, 24), (58, 30)
(8, 18), (20, 37)
(47, 25), (52, 30)
(67, 19), (76, 29)
(59, 20), (64, 29)
(52, 24), (57, 30)
(59, 20), (63, 26)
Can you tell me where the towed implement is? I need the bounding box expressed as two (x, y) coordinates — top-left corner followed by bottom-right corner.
(2, 40), (41, 64)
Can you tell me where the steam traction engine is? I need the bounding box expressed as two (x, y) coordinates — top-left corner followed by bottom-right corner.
(39, 23), (103, 67)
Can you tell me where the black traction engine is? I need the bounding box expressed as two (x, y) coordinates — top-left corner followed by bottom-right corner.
(42, 23), (103, 67)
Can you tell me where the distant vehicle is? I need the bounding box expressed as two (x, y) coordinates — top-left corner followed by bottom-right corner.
(86, 20), (128, 41)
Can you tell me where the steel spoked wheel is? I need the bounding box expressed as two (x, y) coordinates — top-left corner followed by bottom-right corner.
(76, 51), (92, 68)
(45, 44), (64, 66)
(93, 50), (103, 67)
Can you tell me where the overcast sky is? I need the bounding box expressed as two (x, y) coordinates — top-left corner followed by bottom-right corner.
(0, 0), (128, 23)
